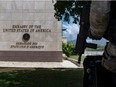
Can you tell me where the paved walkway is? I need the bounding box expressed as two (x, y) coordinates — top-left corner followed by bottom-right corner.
(0, 60), (82, 68)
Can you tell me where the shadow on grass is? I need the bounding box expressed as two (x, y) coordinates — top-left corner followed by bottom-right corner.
(0, 68), (83, 87)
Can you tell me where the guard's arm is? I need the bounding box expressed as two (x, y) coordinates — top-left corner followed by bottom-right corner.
(89, 1), (110, 40)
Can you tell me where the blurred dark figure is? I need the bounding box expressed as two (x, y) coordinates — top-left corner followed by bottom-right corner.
(89, 1), (116, 87)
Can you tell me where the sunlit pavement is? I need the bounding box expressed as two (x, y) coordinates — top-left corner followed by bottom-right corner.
(0, 60), (83, 68)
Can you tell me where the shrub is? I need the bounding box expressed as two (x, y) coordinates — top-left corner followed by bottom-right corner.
(62, 43), (75, 57)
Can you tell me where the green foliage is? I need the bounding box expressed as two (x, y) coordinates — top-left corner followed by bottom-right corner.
(54, 1), (85, 23)
(62, 43), (75, 57)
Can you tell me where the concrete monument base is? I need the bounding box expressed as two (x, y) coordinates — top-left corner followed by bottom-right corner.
(0, 51), (62, 62)
(0, 0), (63, 63)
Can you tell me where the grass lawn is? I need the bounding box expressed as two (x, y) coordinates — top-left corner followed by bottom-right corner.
(0, 68), (83, 87)
(69, 55), (85, 62)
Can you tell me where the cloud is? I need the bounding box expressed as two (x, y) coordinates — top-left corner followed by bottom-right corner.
(62, 22), (80, 41)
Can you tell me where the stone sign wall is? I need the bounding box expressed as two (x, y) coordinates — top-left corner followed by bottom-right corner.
(0, 0), (62, 62)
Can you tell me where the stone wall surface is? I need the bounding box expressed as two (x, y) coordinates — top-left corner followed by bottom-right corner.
(0, 0), (62, 62)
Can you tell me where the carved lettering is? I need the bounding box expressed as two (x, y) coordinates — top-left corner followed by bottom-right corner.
(11, 42), (44, 49)
(3, 25), (51, 33)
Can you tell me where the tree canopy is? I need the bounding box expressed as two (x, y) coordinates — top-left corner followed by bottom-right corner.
(54, 1), (85, 23)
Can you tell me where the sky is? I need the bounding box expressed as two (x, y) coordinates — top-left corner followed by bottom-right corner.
(62, 17), (107, 46)
(62, 21), (79, 41)
(62, 16), (79, 41)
